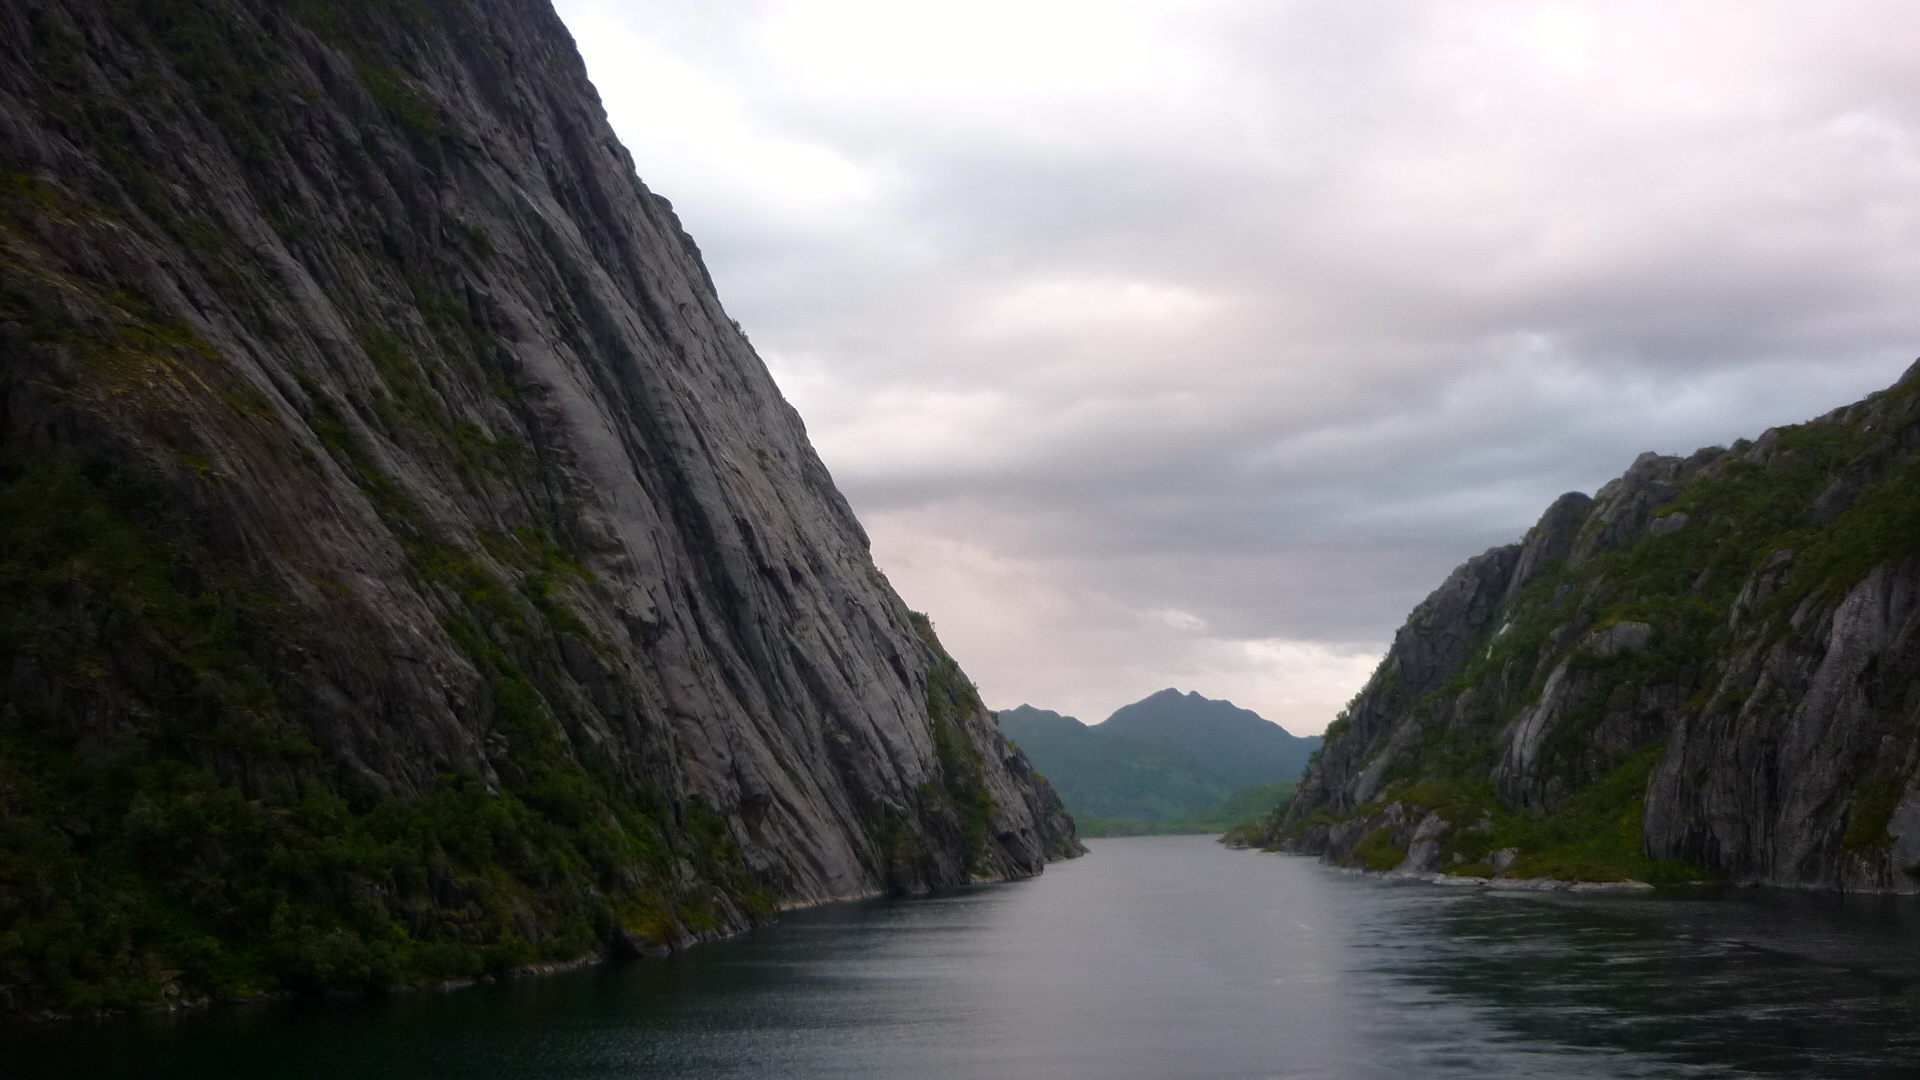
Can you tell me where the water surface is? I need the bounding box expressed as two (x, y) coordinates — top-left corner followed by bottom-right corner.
(13, 835), (1920, 1078)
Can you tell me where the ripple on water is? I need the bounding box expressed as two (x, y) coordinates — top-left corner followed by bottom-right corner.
(8, 835), (1920, 1080)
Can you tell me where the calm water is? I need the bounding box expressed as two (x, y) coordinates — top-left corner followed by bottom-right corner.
(12, 835), (1920, 1079)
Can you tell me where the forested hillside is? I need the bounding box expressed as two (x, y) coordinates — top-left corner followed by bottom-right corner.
(1267, 365), (1920, 891)
(1001, 691), (1315, 835)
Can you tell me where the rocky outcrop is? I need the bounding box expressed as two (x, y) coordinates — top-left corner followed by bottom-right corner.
(0, 0), (1074, 1015)
(1270, 365), (1920, 893)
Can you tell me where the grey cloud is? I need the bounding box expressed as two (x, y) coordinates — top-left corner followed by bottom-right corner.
(559, 0), (1920, 729)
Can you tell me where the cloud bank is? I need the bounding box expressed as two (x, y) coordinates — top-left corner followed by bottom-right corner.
(555, 0), (1920, 732)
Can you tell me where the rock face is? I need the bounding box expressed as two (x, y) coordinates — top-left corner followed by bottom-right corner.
(1270, 367), (1920, 893)
(0, 0), (1075, 1014)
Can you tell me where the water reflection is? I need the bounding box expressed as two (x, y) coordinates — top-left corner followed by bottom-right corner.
(9, 836), (1920, 1079)
(1368, 883), (1920, 1078)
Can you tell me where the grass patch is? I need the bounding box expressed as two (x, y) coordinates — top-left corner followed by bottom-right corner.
(1451, 751), (1704, 885)
(913, 613), (997, 872)
(1842, 772), (1905, 854)
(1352, 828), (1407, 871)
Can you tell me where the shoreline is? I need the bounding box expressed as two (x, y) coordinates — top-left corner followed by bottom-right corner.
(8, 865), (1070, 1027)
(1263, 850), (1672, 893)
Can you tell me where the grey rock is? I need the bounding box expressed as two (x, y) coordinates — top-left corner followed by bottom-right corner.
(1504, 491), (1593, 604)
(1274, 364), (1920, 892)
(1648, 511), (1689, 537)
(0, 0), (1076, 1010)
(1588, 621), (1652, 657)
(1397, 811), (1450, 875)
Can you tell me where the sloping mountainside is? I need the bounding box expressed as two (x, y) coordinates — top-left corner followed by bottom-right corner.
(997, 704), (1233, 821)
(1267, 365), (1920, 892)
(0, 0), (1076, 1015)
(999, 691), (1316, 831)
(1100, 688), (1320, 789)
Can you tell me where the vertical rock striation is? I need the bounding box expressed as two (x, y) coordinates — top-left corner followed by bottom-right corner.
(0, 0), (1075, 1015)
(1270, 366), (1920, 893)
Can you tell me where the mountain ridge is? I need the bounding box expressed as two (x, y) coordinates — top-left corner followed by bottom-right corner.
(1099, 687), (1320, 788)
(997, 703), (1232, 822)
(1263, 364), (1920, 891)
(998, 691), (1318, 827)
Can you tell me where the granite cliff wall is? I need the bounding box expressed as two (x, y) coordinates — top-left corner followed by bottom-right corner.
(1269, 366), (1920, 893)
(0, 0), (1075, 1015)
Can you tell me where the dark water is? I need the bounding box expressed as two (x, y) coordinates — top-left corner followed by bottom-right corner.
(13, 834), (1920, 1079)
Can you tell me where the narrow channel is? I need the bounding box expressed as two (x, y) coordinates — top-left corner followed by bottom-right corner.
(12, 836), (1920, 1079)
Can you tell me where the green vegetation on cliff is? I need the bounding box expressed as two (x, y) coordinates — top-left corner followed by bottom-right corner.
(1275, 757), (1699, 884)
(1269, 368), (1920, 889)
(0, 0), (1077, 1019)
(909, 612), (1000, 877)
(0, 158), (766, 1011)
(0, 452), (766, 1014)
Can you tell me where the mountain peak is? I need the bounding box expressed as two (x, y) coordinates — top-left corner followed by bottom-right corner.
(995, 704), (1087, 729)
(1094, 689), (1320, 789)
(1142, 686), (1241, 708)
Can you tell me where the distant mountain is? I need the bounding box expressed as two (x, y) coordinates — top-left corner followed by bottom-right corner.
(1100, 689), (1322, 789)
(995, 706), (1232, 821)
(997, 691), (1322, 828)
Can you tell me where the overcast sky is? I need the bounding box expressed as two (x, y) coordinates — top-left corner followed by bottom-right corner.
(553, 0), (1920, 734)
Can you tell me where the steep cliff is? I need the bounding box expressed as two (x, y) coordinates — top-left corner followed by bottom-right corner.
(1269, 365), (1920, 893)
(0, 0), (1076, 1015)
